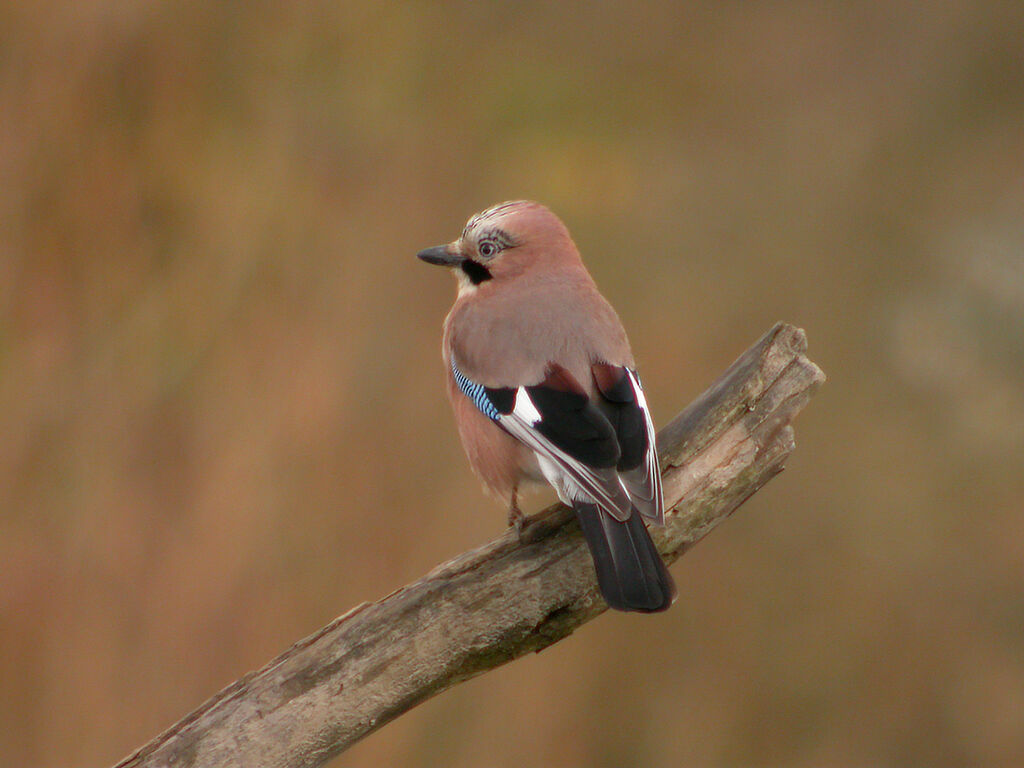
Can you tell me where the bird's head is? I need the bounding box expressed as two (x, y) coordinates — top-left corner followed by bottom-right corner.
(417, 200), (578, 292)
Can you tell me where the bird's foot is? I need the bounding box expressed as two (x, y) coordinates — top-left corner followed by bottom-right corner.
(507, 496), (528, 540)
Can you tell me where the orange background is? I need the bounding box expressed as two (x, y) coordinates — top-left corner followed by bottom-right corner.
(2, 3), (1023, 766)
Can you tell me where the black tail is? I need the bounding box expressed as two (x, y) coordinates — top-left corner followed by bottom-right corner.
(574, 501), (676, 613)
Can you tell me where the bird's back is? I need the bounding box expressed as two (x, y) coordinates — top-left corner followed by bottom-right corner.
(443, 266), (633, 391)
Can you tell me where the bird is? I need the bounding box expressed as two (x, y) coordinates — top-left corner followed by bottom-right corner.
(417, 200), (676, 613)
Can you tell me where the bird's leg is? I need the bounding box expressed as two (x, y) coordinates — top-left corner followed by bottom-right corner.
(507, 488), (526, 538)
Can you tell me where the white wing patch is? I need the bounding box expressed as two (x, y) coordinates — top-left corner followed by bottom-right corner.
(511, 388), (543, 426)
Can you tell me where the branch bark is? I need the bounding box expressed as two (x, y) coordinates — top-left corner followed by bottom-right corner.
(115, 322), (825, 768)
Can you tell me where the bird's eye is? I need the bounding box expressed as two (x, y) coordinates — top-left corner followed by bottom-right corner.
(478, 240), (498, 259)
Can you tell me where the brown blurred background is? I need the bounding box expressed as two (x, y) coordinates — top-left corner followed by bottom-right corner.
(2, 2), (1023, 766)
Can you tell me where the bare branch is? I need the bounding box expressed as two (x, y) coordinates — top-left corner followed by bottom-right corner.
(114, 323), (825, 768)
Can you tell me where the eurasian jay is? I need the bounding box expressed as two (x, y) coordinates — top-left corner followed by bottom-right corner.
(417, 200), (676, 613)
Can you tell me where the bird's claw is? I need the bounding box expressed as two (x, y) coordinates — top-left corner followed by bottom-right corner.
(508, 497), (528, 541)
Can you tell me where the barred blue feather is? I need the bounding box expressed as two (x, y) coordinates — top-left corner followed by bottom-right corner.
(451, 360), (501, 421)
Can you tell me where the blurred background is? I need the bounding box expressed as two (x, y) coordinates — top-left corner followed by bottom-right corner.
(2, 2), (1023, 766)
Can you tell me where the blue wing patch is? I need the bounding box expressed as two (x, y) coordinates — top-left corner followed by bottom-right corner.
(451, 359), (515, 421)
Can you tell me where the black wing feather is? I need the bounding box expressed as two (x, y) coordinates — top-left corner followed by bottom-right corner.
(592, 363), (648, 471)
(525, 383), (620, 468)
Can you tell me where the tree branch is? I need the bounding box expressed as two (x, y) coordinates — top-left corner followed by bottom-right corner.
(114, 323), (825, 768)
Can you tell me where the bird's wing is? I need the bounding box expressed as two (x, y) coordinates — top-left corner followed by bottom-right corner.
(451, 359), (633, 520)
(591, 363), (664, 524)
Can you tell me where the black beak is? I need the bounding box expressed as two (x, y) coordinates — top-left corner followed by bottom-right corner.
(416, 244), (463, 267)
